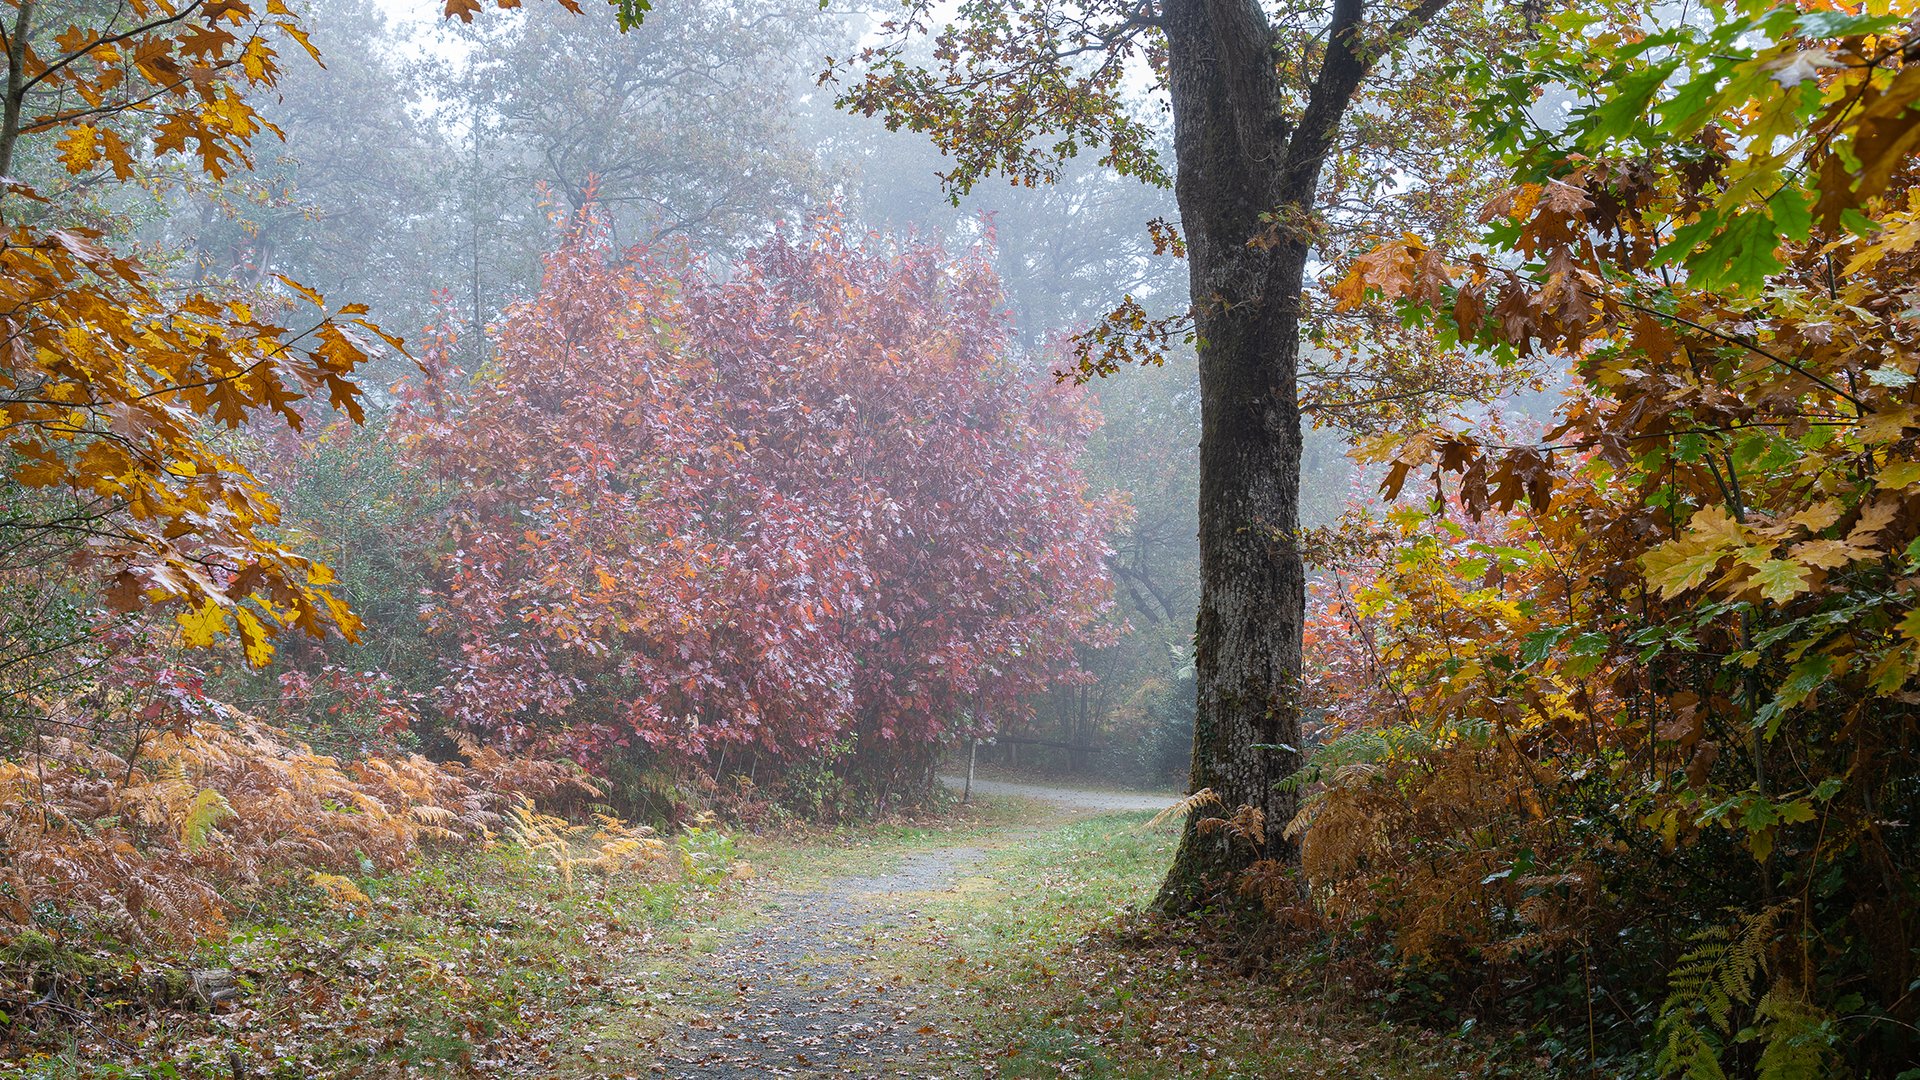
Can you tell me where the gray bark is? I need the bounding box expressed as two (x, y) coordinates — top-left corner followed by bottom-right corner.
(1155, 0), (1442, 912)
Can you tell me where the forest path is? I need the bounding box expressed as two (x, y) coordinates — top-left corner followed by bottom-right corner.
(651, 779), (1174, 1078)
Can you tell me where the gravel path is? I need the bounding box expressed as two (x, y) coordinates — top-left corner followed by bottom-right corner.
(656, 779), (1174, 1077)
(657, 848), (984, 1078)
(937, 775), (1179, 813)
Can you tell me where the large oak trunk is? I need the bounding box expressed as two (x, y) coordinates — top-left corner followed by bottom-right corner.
(1153, 0), (1334, 912)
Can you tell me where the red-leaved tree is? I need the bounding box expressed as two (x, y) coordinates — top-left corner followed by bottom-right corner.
(406, 214), (1120, 789)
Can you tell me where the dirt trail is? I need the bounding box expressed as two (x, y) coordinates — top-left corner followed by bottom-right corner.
(655, 779), (1173, 1078)
(937, 775), (1178, 813)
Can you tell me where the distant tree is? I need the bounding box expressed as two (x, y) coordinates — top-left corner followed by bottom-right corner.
(810, 119), (1187, 351)
(444, 0), (827, 258)
(695, 222), (1124, 786)
(166, 0), (466, 356)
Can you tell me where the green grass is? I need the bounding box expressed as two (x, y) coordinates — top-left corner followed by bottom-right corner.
(735, 792), (1038, 882)
(3, 795), (1541, 1079)
(880, 810), (1542, 1080)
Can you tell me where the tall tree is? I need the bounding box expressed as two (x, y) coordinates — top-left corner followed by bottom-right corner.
(443, 0), (826, 258)
(824, 0), (1522, 906)
(167, 0), (465, 353)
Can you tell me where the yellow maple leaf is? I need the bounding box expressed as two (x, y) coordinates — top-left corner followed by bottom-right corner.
(234, 607), (275, 666)
(1642, 540), (1727, 598)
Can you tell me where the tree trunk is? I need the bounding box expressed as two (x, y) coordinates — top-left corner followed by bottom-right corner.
(1154, 0), (1369, 913)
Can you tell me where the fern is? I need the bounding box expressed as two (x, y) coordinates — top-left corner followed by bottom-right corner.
(1146, 787), (1222, 829)
(180, 788), (235, 851)
(2, 708), (610, 946)
(308, 871), (371, 912)
(1653, 907), (1838, 1080)
(1754, 984), (1840, 1080)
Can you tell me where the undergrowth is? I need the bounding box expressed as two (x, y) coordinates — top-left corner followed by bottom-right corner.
(1, 828), (750, 1078)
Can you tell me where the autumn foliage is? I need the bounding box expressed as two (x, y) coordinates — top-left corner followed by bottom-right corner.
(0, 0), (409, 663)
(1288, 3), (1920, 1074)
(0, 658), (598, 948)
(407, 215), (1120, 784)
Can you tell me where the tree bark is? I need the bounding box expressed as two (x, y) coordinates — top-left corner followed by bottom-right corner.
(0, 0), (35, 179)
(1155, 0), (1404, 913)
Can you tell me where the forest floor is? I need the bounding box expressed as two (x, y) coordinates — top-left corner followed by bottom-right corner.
(546, 775), (1528, 1080)
(3, 775), (1535, 1079)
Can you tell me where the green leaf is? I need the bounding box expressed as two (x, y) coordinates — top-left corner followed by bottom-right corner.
(1763, 653), (1834, 737)
(1519, 626), (1568, 666)
(1741, 796), (1782, 832)
(1770, 186), (1814, 243)
(1751, 558), (1812, 603)
(1795, 10), (1902, 37)
(1587, 59), (1683, 141)
(613, 0), (654, 30)
(1684, 211), (1786, 292)
(1564, 631), (1612, 677)
(1777, 799), (1816, 825)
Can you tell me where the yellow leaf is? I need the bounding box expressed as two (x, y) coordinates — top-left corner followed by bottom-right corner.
(1643, 541), (1727, 598)
(1789, 500), (1844, 532)
(275, 274), (325, 307)
(1751, 559), (1813, 603)
(241, 37), (273, 81)
(182, 788), (235, 849)
(56, 124), (100, 172)
(1858, 406), (1918, 444)
(1846, 497), (1900, 548)
(177, 600), (229, 646)
(1686, 503), (1747, 547)
(1789, 538), (1862, 570)
(234, 606), (274, 666)
(1879, 460), (1920, 490)
(276, 20), (322, 64)
(309, 872), (371, 911)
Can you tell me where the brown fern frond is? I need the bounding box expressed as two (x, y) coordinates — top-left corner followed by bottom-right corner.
(1146, 787), (1222, 829)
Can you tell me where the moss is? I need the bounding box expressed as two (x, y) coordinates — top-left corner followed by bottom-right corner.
(0, 929), (64, 969)
(0, 929), (106, 979)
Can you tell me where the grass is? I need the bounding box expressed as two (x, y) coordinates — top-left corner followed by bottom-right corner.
(4, 791), (1543, 1079)
(880, 809), (1545, 1079)
(2, 840), (723, 1079)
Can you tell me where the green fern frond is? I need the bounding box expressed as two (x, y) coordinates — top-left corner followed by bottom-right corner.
(180, 788), (235, 851)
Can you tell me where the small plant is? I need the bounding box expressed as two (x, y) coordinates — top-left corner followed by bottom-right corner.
(674, 814), (741, 888)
